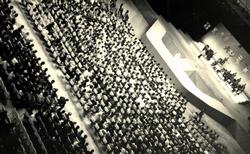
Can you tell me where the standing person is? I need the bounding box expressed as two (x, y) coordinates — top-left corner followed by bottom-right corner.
(205, 49), (215, 61)
(211, 57), (228, 66)
(198, 45), (209, 59)
(196, 107), (206, 122)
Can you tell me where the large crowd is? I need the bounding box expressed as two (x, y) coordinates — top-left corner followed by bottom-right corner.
(0, 0), (229, 153)
(0, 1), (93, 153)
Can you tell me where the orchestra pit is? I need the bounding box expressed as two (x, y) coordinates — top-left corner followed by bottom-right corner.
(1, 0), (250, 153)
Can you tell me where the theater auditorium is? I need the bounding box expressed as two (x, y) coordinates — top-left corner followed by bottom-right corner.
(0, 0), (250, 153)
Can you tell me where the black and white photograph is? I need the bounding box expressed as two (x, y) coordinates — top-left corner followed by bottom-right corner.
(0, 0), (250, 153)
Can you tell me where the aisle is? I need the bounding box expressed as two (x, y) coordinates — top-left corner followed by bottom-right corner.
(12, 2), (100, 154)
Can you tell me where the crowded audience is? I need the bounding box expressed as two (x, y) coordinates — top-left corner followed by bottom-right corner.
(0, 1), (93, 153)
(17, 0), (230, 153)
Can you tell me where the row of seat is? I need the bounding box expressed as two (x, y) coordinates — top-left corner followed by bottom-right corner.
(0, 1), (93, 153)
(19, 0), (229, 153)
